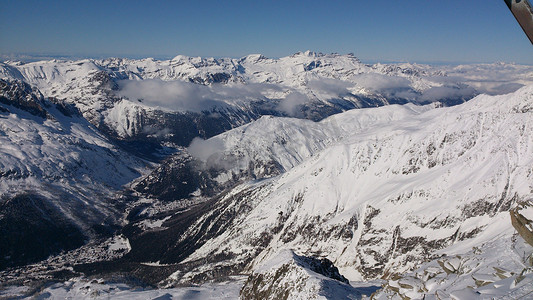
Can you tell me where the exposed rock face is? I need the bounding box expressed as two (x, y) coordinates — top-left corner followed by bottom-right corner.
(373, 200), (533, 299)
(132, 153), (214, 201)
(511, 200), (533, 247)
(0, 78), (81, 120)
(373, 230), (533, 299)
(0, 78), (48, 118)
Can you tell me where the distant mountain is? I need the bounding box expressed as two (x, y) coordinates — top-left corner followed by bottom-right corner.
(3, 52), (525, 156)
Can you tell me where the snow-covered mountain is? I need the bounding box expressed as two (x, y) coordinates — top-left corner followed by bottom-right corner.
(40, 83), (527, 299)
(2, 52), (530, 154)
(2, 54), (533, 298)
(0, 78), (148, 270)
(240, 249), (363, 299)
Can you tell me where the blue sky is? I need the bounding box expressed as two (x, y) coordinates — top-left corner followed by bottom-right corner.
(1, 0), (531, 64)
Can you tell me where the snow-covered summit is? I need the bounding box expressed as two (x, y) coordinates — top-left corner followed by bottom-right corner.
(240, 249), (362, 300)
(1, 52), (531, 150)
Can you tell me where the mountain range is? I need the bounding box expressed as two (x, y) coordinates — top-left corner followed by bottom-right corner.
(1, 53), (533, 299)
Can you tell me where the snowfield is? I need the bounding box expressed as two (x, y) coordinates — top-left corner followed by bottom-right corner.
(1, 277), (245, 300)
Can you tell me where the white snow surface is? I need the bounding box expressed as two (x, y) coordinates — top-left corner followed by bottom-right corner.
(0, 94), (148, 228)
(173, 84), (533, 297)
(8, 277), (244, 300)
(374, 234), (533, 299)
(242, 249), (363, 300)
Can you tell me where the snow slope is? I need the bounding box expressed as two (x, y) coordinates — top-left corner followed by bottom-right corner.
(240, 249), (364, 300)
(144, 85), (533, 295)
(180, 102), (435, 193)
(0, 79), (148, 269)
(374, 233), (533, 299)
(1, 277), (244, 300)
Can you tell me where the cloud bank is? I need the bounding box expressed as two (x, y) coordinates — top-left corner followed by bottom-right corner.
(188, 137), (226, 161)
(277, 92), (311, 116)
(117, 79), (283, 112)
(116, 63), (532, 115)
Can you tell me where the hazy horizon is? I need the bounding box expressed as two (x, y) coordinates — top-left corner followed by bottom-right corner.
(1, 51), (531, 66)
(1, 1), (532, 65)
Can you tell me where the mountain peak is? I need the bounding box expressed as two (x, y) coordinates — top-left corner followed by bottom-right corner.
(242, 53), (266, 63)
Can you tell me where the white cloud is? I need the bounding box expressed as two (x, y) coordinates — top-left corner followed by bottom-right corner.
(117, 79), (283, 112)
(307, 78), (352, 97)
(432, 63), (533, 95)
(187, 137), (226, 162)
(353, 73), (412, 92)
(418, 86), (476, 102)
(277, 92), (310, 116)
(117, 79), (223, 112)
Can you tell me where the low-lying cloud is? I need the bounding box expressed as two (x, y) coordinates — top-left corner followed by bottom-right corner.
(187, 136), (226, 162)
(116, 63), (532, 115)
(117, 79), (281, 112)
(187, 136), (235, 170)
(277, 92), (311, 116)
(418, 86), (476, 103)
(354, 73), (412, 92)
(307, 78), (352, 97)
(429, 64), (531, 96)
(352, 73), (478, 103)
